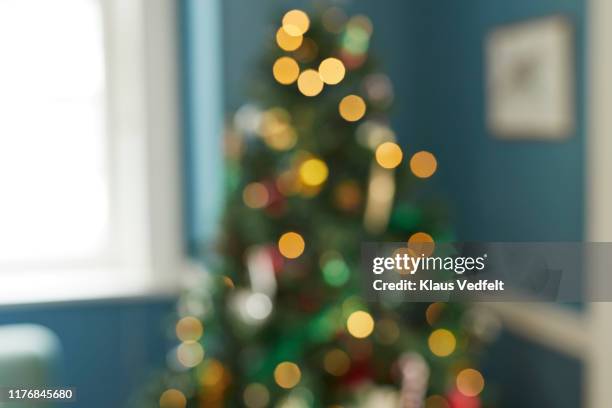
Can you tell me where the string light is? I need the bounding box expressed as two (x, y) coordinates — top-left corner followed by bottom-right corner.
(260, 108), (297, 151)
(339, 95), (366, 122)
(199, 359), (225, 387)
(319, 58), (345, 85)
(273, 57), (300, 85)
(297, 69), (324, 96)
(425, 302), (445, 326)
(323, 349), (351, 376)
(282, 10), (310, 36)
(408, 231), (435, 257)
(245, 292), (273, 320)
(375, 142), (403, 169)
(294, 37), (318, 63)
(299, 158), (328, 187)
(428, 329), (456, 357)
(346, 310), (375, 338)
(333, 180), (362, 211)
(342, 16), (371, 56)
(322, 257), (350, 287)
(278, 232), (305, 259)
(276, 27), (302, 51)
(175, 316), (203, 342)
(243, 383), (270, 408)
(159, 389), (187, 408)
(177, 341), (205, 367)
(410, 151), (438, 178)
(456, 368), (485, 397)
(274, 361), (302, 389)
(243, 182), (269, 209)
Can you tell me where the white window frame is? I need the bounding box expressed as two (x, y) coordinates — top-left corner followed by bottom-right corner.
(0, 0), (185, 304)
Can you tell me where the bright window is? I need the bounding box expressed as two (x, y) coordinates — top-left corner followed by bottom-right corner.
(0, 0), (109, 266)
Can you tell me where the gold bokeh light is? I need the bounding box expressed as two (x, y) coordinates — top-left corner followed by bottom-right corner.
(175, 316), (204, 342)
(375, 142), (403, 169)
(243, 383), (270, 408)
(159, 389), (187, 408)
(346, 310), (375, 338)
(297, 69), (324, 96)
(276, 27), (303, 51)
(274, 361), (302, 389)
(428, 328), (456, 357)
(299, 158), (328, 187)
(339, 95), (366, 122)
(177, 341), (205, 368)
(282, 10), (310, 36)
(243, 182), (269, 209)
(408, 231), (435, 257)
(273, 57), (300, 85)
(410, 151), (437, 178)
(425, 302), (445, 326)
(319, 58), (346, 85)
(278, 231), (305, 259)
(323, 349), (351, 376)
(456, 368), (485, 397)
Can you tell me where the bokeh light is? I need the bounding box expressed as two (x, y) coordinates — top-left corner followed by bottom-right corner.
(278, 231), (305, 259)
(410, 151), (438, 178)
(333, 180), (362, 211)
(425, 302), (445, 326)
(408, 231), (435, 257)
(346, 310), (375, 338)
(297, 69), (324, 96)
(273, 57), (300, 85)
(339, 95), (366, 122)
(243, 383), (270, 408)
(375, 142), (403, 169)
(177, 341), (205, 368)
(282, 10), (310, 36)
(428, 329), (456, 357)
(175, 316), (203, 342)
(259, 107), (297, 151)
(319, 58), (346, 85)
(274, 361), (302, 389)
(299, 158), (329, 187)
(375, 318), (400, 345)
(322, 257), (350, 287)
(294, 37), (319, 63)
(323, 349), (351, 376)
(276, 27), (302, 51)
(456, 368), (485, 397)
(243, 182), (269, 209)
(341, 15), (372, 58)
(159, 389), (187, 408)
(245, 292), (273, 320)
(199, 359), (225, 387)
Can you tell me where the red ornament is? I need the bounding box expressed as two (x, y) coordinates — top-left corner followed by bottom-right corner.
(447, 388), (481, 408)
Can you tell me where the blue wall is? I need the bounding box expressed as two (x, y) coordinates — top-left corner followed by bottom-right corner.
(0, 298), (174, 408)
(406, 0), (586, 242)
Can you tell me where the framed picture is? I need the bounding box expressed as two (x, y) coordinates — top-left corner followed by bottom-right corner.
(486, 15), (574, 139)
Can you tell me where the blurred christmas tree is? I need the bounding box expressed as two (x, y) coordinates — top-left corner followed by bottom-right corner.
(145, 5), (497, 408)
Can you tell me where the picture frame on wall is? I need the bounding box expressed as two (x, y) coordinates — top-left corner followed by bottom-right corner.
(486, 15), (575, 140)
